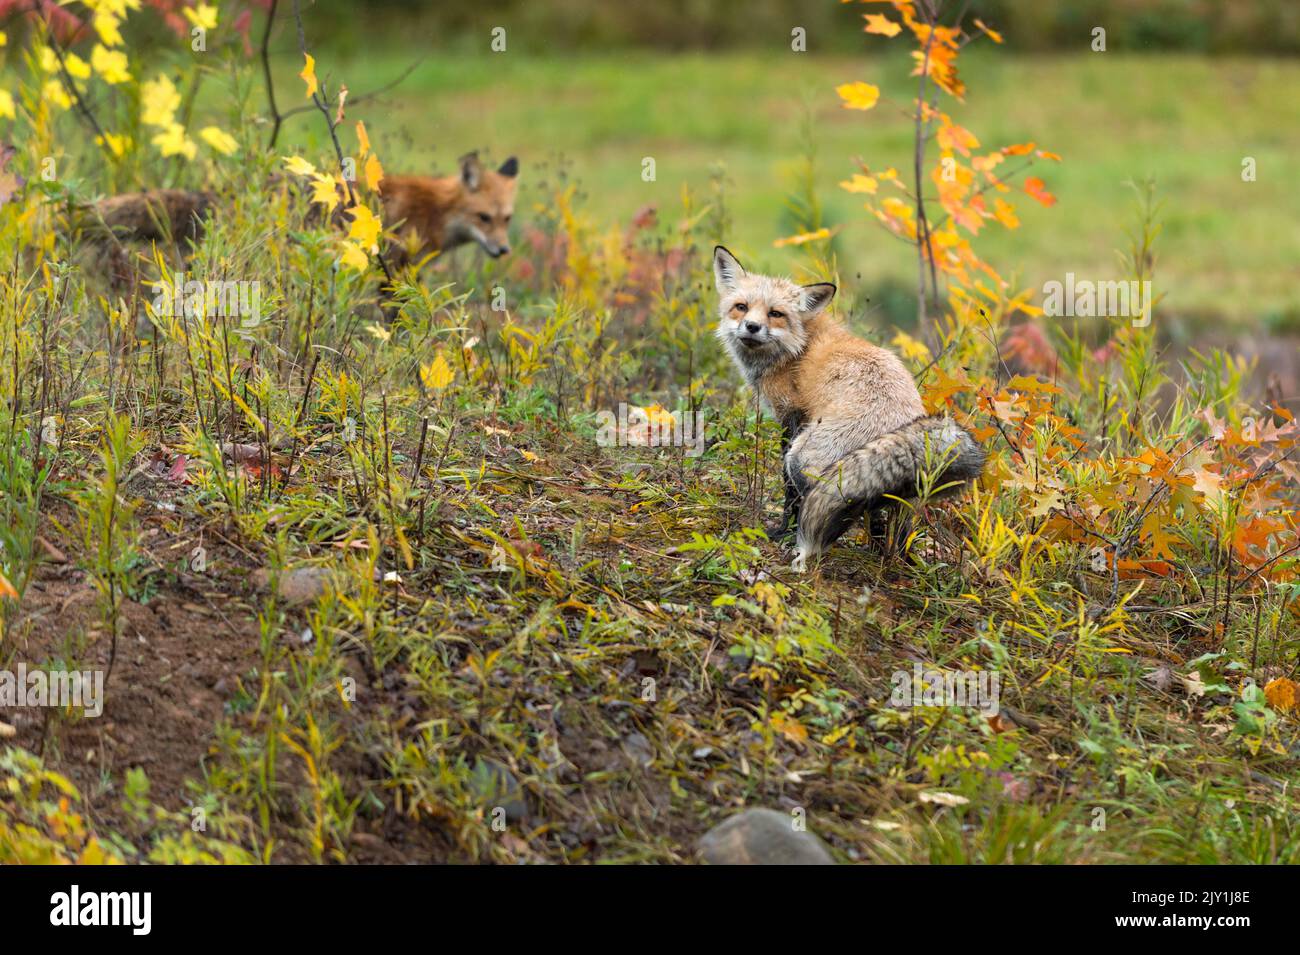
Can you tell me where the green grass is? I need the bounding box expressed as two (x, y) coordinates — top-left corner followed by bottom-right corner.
(271, 48), (1300, 326)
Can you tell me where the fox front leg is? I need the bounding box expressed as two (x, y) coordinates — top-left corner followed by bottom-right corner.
(766, 413), (804, 543)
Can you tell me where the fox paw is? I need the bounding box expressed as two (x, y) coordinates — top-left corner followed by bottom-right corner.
(790, 549), (808, 574)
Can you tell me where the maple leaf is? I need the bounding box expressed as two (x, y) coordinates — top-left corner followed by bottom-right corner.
(356, 121), (371, 158)
(1024, 176), (1056, 207)
(282, 155), (317, 177)
(1264, 678), (1298, 713)
(338, 240), (369, 272)
(836, 81), (880, 111)
(184, 3), (218, 31)
(309, 172), (341, 212)
(91, 44), (130, 84)
(993, 197), (1019, 229)
(839, 173), (878, 194)
(421, 352), (455, 391)
(864, 13), (901, 37)
(937, 121), (979, 156)
(141, 74), (181, 127)
(151, 123), (196, 160)
(347, 204), (382, 251)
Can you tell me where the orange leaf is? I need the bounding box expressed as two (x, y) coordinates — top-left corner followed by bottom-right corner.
(1024, 176), (1056, 207)
(1264, 678), (1299, 713)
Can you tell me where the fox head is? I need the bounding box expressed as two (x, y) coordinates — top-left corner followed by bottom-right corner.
(712, 246), (836, 375)
(448, 152), (519, 258)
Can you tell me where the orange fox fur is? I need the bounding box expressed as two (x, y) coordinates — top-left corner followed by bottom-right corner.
(378, 152), (518, 266)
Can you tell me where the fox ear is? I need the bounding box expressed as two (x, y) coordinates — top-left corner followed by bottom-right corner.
(800, 283), (836, 316)
(713, 246), (745, 294)
(459, 152), (484, 191)
(497, 156), (518, 178)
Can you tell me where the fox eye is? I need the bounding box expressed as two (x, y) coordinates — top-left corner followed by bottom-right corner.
(505, 214), (512, 223)
(734, 302), (748, 313)
(768, 309), (784, 319)
(478, 213), (492, 223)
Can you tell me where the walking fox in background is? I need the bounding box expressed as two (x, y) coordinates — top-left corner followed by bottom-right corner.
(712, 246), (985, 572)
(379, 151), (518, 266)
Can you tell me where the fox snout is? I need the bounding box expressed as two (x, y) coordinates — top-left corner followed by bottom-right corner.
(736, 319), (771, 348)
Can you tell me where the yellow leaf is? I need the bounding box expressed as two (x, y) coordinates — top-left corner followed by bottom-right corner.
(93, 11), (122, 46)
(835, 81), (880, 111)
(364, 153), (384, 192)
(993, 197), (1019, 229)
(864, 13), (902, 37)
(420, 352), (455, 391)
(90, 44), (130, 84)
(974, 18), (1003, 43)
(282, 155), (317, 177)
(773, 227), (830, 248)
(199, 126), (238, 156)
(355, 120), (371, 158)
(338, 240), (369, 272)
(151, 123), (196, 160)
(891, 330), (931, 364)
(839, 173), (877, 194)
(309, 172), (341, 212)
(299, 53), (318, 100)
(141, 75), (181, 127)
(347, 204), (382, 252)
(63, 52), (91, 80)
(184, 3), (219, 31)
(95, 132), (130, 156)
(0, 90), (13, 121)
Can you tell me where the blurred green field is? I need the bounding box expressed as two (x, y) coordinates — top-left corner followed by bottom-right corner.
(277, 48), (1300, 328)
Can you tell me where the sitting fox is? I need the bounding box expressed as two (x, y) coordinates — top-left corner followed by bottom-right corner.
(712, 246), (984, 572)
(379, 151), (518, 266)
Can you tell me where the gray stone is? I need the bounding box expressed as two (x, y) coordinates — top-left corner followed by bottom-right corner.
(470, 758), (528, 824)
(698, 808), (835, 865)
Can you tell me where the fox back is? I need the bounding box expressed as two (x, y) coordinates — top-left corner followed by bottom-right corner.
(379, 152), (518, 263)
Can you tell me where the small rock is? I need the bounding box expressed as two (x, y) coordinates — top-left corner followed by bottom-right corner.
(698, 808), (835, 865)
(469, 758), (528, 824)
(253, 566), (335, 605)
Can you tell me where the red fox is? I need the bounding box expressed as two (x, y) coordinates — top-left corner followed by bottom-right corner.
(379, 152), (518, 265)
(712, 246), (984, 572)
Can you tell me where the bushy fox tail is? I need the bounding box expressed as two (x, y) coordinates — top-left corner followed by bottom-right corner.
(792, 415), (984, 571)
